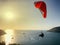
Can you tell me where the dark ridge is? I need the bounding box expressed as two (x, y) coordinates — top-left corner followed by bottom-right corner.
(47, 26), (60, 32)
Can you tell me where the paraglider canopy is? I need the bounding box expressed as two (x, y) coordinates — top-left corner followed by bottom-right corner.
(34, 1), (47, 18)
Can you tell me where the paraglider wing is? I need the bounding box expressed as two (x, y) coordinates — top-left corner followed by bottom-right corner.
(34, 1), (47, 18)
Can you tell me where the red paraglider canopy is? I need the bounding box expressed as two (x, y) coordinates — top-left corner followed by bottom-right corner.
(34, 1), (47, 18)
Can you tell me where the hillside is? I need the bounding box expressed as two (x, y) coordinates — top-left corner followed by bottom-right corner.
(48, 26), (60, 32)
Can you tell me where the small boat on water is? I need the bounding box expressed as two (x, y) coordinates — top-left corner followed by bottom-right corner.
(39, 32), (44, 38)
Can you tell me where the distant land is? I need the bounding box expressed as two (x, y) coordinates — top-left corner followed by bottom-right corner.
(48, 26), (60, 32)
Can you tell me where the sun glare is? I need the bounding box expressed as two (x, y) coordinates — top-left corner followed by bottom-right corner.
(4, 29), (14, 45)
(3, 11), (15, 21)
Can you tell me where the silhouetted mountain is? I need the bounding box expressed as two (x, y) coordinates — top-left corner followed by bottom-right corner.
(48, 26), (60, 32)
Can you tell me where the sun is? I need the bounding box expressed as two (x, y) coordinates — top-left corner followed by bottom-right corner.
(1, 5), (18, 22)
(3, 11), (15, 21)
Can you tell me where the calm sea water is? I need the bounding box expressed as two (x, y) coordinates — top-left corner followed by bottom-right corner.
(3, 30), (60, 45)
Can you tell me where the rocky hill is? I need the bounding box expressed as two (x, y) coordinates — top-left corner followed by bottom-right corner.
(48, 26), (60, 32)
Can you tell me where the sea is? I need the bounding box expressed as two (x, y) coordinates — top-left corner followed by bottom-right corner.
(1, 30), (60, 45)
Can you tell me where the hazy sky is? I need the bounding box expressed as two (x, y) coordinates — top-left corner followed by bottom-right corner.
(0, 0), (60, 30)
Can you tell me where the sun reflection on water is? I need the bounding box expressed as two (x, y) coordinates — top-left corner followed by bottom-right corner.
(4, 29), (14, 45)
